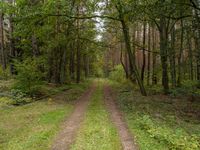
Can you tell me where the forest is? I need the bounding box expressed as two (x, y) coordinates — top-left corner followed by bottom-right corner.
(0, 0), (200, 150)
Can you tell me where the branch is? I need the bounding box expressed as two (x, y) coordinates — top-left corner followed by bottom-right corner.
(173, 2), (200, 11)
(162, 14), (192, 20)
(48, 14), (120, 21)
(14, 13), (120, 22)
(190, 0), (200, 11)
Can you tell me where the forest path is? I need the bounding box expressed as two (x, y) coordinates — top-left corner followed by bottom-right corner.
(104, 85), (138, 150)
(51, 84), (96, 150)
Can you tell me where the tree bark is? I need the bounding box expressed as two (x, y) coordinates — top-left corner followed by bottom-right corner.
(31, 35), (40, 57)
(120, 42), (129, 78)
(141, 21), (146, 82)
(187, 30), (194, 80)
(8, 16), (16, 75)
(159, 13), (169, 93)
(169, 26), (177, 88)
(116, 1), (147, 95)
(147, 24), (151, 86)
(70, 44), (75, 80)
(152, 25), (157, 85)
(76, 4), (81, 83)
(177, 18), (184, 86)
(121, 20), (147, 95)
(116, 1), (147, 96)
(0, 12), (6, 70)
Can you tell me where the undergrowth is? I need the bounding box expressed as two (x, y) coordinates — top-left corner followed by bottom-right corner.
(112, 82), (200, 150)
(0, 81), (90, 150)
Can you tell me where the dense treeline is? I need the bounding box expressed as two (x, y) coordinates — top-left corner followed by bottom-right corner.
(103, 0), (200, 95)
(0, 0), (101, 89)
(0, 0), (200, 96)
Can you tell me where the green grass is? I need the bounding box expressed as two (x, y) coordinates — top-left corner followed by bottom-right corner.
(71, 80), (122, 150)
(0, 81), (90, 150)
(111, 82), (200, 150)
(41, 80), (91, 97)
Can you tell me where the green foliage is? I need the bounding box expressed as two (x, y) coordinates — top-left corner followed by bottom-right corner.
(169, 80), (200, 97)
(91, 56), (104, 78)
(0, 97), (13, 107)
(10, 89), (32, 105)
(135, 115), (200, 150)
(147, 85), (163, 95)
(0, 67), (11, 80)
(109, 65), (126, 83)
(0, 91), (32, 107)
(0, 80), (14, 93)
(13, 58), (45, 96)
(112, 82), (200, 150)
(92, 66), (104, 78)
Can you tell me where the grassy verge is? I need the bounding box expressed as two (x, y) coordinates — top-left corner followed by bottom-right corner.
(0, 81), (90, 150)
(111, 82), (200, 150)
(0, 79), (91, 107)
(40, 80), (92, 97)
(71, 80), (122, 150)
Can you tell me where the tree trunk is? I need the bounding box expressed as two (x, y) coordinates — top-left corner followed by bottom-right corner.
(131, 25), (136, 77)
(147, 24), (151, 86)
(169, 26), (177, 88)
(70, 45), (75, 80)
(52, 0), (62, 84)
(115, 1), (147, 95)
(120, 42), (129, 78)
(83, 54), (89, 78)
(193, 6), (200, 85)
(124, 51), (130, 78)
(187, 30), (193, 80)
(0, 12), (6, 70)
(152, 25), (157, 85)
(60, 46), (67, 84)
(159, 14), (169, 93)
(8, 16), (16, 75)
(177, 18), (184, 86)
(141, 21), (146, 82)
(118, 18), (147, 95)
(31, 35), (40, 57)
(76, 35), (81, 84)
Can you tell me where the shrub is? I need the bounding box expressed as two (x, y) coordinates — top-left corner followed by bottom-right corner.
(109, 65), (126, 83)
(169, 80), (200, 97)
(10, 89), (32, 105)
(0, 97), (13, 106)
(0, 66), (11, 80)
(147, 85), (163, 95)
(13, 58), (44, 96)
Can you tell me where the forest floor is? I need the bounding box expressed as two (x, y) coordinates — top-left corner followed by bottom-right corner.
(0, 81), (91, 150)
(111, 81), (200, 150)
(0, 79), (200, 150)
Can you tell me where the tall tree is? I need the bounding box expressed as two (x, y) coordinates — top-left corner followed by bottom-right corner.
(141, 21), (146, 82)
(0, 10), (6, 70)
